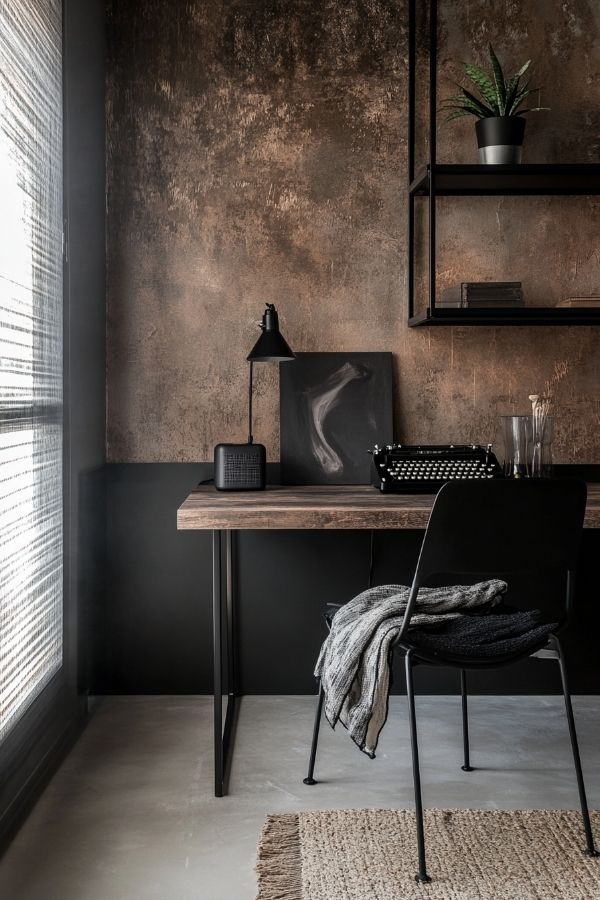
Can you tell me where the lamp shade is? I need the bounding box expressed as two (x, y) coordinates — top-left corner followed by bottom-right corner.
(247, 303), (295, 362)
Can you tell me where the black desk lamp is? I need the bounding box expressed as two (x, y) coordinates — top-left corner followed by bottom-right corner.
(214, 303), (295, 490)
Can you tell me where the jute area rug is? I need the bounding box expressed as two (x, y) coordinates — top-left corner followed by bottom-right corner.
(256, 808), (600, 899)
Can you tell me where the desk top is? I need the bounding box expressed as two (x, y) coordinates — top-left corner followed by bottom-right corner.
(178, 483), (600, 530)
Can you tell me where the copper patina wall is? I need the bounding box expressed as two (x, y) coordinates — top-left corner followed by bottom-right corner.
(106, 0), (600, 463)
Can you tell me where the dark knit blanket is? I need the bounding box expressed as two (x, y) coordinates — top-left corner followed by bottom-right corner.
(409, 609), (557, 659)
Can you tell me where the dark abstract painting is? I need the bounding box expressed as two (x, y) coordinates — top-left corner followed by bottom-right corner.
(280, 352), (393, 484)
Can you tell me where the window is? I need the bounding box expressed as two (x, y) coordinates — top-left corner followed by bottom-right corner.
(0, 0), (63, 742)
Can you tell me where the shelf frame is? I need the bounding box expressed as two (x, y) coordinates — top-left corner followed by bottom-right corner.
(408, 0), (439, 322)
(406, 0), (600, 326)
(409, 307), (600, 327)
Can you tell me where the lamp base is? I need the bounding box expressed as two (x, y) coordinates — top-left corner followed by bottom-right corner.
(214, 443), (266, 491)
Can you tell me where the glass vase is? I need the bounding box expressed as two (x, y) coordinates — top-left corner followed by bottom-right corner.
(501, 415), (554, 478)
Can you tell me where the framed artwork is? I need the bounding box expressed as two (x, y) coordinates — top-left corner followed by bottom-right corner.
(280, 352), (393, 484)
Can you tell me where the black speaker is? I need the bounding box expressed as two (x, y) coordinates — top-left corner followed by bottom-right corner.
(214, 443), (266, 491)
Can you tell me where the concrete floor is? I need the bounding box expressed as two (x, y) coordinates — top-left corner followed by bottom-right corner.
(0, 695), (599, 900)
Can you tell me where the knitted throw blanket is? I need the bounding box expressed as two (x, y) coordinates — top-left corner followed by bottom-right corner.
(314, 580), (507, 758)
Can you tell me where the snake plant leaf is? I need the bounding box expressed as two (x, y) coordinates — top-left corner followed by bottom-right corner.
(509, 79), (534, 111)
(439, 94), (473, 104)
(514, 59), (532, 79)
(441, 101), (487, 118)
(457, 86), (495, 117)
(514, 91), (549, 115)
(463, 63), (499, 111)
(511, 96), (529, 114)
(440, 95), (486, 113)
(511, 82), (534, 114)
(504, 75), (522, 115)
(488, 44), (507, 113)
(504, 63), (533, 114)
(443, 108), (476, 123)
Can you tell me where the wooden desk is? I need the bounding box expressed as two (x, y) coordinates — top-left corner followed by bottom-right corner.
(179, 484), (600, 530)
(177, 483), (600, 796)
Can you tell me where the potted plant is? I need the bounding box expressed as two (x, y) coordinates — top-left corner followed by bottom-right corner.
(442, 44), (549, 164)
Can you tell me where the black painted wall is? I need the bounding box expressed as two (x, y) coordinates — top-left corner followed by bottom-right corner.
(96, 464), (600, 696)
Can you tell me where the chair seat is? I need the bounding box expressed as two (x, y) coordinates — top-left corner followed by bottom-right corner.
(399, 610), (558, 667)
(324, 603), (558, 667)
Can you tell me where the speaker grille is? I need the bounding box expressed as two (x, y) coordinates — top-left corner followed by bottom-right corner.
(222, 450), (262, 486)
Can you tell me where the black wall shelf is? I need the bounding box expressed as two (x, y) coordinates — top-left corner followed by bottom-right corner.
(407, 0), (600, 326)
(409, 307), (600, 327)
(410, 164), (600, 197)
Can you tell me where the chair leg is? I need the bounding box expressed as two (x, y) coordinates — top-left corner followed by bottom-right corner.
(460, 669), (474, 772)
(556, 640), (599, 857)
(405, 651), (432, 883)
(303, 681), (324, 786)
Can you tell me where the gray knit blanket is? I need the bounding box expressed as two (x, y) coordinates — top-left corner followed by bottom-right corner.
(314, 580), (507, 757)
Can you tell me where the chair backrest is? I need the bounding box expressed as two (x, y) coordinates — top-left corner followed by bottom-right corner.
(401, 479), (587, 636)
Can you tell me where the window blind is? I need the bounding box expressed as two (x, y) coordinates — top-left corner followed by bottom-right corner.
(0, 0), (63, 742)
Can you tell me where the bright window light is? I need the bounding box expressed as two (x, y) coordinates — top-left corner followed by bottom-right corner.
(0, 0), (63, 742)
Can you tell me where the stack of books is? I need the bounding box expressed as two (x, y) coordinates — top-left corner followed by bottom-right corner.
(438, 282), (524, 309)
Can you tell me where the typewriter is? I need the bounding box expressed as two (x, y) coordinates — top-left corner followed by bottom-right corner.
(370, 443), (503, 493)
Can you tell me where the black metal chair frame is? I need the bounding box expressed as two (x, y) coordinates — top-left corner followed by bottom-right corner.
(303, 480), (598, 883)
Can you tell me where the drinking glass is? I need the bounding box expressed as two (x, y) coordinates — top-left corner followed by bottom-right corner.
(501, 415), (532, 478)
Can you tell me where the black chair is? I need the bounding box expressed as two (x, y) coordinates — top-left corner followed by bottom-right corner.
(303, 479), (598, 883)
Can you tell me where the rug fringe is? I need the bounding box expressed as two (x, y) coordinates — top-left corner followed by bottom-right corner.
(255, 813), (303, 900)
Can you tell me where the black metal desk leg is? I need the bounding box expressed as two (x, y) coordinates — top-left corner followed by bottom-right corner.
(226, 530), (236, 696)
(213, 529), (224, 796)
(212, 529), (238, 797)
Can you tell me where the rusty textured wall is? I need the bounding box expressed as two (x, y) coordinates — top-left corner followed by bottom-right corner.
(106, 0), (600, 463)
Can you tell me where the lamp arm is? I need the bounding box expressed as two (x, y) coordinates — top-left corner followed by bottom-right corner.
(247, 360), (254, 444)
